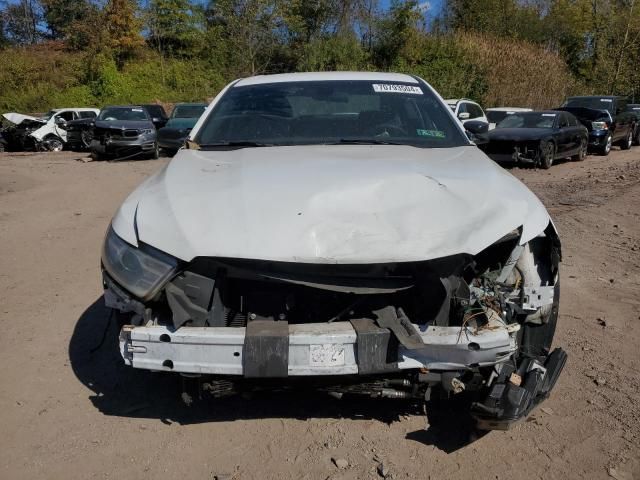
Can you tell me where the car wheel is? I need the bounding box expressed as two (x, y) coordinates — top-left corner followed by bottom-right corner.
(572, 138), (588, 161)
(620, 129), (633, 150)
(539, 141), (555, 169)
(80, 129), (93, 149)
(599, 134), (612, 156)
(45, 135), (64, 152)
(633, 126), (640, 146)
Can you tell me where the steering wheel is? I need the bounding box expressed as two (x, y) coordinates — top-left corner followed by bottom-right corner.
(374, 123), (407, 137)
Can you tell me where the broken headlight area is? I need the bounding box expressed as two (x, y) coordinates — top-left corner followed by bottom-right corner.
(105, 224), (565, 430)
(102, 227), (178, 300)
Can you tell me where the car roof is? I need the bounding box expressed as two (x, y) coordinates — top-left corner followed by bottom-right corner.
(445, 98), (478, 105)
(234, 71), (419, 87)
(103, 105), (146, 109)
(486, 107), (532, 112)
(567, 95), (619, 100)
(174, 102), (207, 106)
(51, 108), (99, 112)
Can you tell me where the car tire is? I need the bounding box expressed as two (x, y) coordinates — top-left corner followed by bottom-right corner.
(620, 129), (633, 150)
(539, 141), (555, 169)
(633, 125), (640, 146)
(598, 133), (612, 156)
(44, 135), (64, 152)
(572, 138), (588, 161)
(150, 142), (160, 160)
(80, 129), (93, 149)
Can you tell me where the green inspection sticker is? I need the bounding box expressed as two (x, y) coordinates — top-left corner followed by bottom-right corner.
(417, 129), (446, 138)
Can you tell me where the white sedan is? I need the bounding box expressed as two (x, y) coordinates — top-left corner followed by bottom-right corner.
(102, 72), (566, 430)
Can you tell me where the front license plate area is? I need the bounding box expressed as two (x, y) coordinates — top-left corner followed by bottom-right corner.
(310, 344), (345, 367)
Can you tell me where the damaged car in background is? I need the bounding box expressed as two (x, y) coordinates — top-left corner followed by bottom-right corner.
(479, 110), (589, 169)
(1, 108), (99, 151)
(90, 106), (159, 160)
(102, 72), (566, 430)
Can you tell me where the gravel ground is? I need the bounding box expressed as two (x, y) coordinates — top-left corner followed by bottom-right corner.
(1, 147), (639, 480)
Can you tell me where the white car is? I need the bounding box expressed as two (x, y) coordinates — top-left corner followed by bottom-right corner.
(486, 107), (533, 130)
(2, 108), (99, 151)
(103, 72), (566, 430)
(445, 98), (488, 125)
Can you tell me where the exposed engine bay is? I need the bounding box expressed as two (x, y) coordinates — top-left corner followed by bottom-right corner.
(106, 223), (566, 430)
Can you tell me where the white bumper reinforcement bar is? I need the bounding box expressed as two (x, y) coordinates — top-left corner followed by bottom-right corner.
(120, 321), (518, 376)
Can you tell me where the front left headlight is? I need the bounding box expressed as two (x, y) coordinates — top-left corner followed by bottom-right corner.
(102, 227), (177, 299)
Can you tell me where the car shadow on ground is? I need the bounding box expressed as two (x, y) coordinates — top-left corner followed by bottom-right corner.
(69, 297), (483, 452)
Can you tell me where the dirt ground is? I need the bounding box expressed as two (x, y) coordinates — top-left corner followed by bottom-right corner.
(1, 147), (639, 480)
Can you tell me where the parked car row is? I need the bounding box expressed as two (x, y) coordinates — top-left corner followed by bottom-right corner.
(446, 95), (638, 169)
(0, 102), (208, 160)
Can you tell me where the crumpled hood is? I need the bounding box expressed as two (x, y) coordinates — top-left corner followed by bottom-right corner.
(112, 145), (550, 263)
(2, 112), (44, 126)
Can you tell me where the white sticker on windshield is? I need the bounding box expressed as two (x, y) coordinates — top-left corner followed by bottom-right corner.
(542, 113), (556, 117)
(132, 108), (143, 112)
(600, 99), (613, 102)
(373, 84), (423, 94)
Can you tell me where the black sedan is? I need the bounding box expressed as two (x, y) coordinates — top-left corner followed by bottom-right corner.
(479, 110), (589, 169)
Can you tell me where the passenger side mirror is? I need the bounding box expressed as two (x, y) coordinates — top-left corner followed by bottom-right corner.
(55, 117), (67, 127)
(152, 117), (161, 123)
(465, 120), (489, 145)
(458, 112), (470, 120)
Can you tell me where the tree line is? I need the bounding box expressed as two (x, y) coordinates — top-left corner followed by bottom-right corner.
(0, 0), (638, 113)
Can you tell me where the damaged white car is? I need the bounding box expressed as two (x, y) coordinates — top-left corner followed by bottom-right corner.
(103, 72), (566, 430)
(1, 108), (99, 151)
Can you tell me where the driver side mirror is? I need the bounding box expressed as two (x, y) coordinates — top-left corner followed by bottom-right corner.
(55, 117), (67, 127)
(465, 120), (489, 145)
(458, 112), (470, 121)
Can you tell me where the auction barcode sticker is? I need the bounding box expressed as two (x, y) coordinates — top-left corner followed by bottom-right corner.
(309, 344), (345, 367)
(373, 84), (423, 94)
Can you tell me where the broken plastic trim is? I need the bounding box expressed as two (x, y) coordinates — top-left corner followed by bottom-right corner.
(472, 348), (567, 430)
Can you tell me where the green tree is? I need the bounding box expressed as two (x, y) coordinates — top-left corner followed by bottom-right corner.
(103, 0), (144, 66)
(147, 0), (205, 58)
(205, 0), (284, 76)
(2, 0), (42, 45)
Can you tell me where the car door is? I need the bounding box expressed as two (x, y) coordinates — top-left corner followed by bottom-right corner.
(554, 113), (573, 155)
(568, 113), (585, 153)
(53, 110), (76, 142)
(467, 103), (487, 123)
(614, 98), (632, 141)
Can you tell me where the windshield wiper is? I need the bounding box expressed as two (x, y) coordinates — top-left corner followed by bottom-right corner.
(330, 138), (405, 146)
(198, 141), (274, 150)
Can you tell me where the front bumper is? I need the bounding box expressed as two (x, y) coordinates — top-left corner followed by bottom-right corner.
(588, 131), (608, 148)
(90, 137), (156, 156)
(119, 320), (517, 376)
(157, 135), (186, 151)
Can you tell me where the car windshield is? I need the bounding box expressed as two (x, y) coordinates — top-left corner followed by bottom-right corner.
(172, 104), (206, 119)
(195, 80), (468, 148)
(41, 110), (57, 121)
(487, 111), (510, 124)
(563, 97), (615, 114)
(496, 112), (557, 129)
(99, 107), (149, 121)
